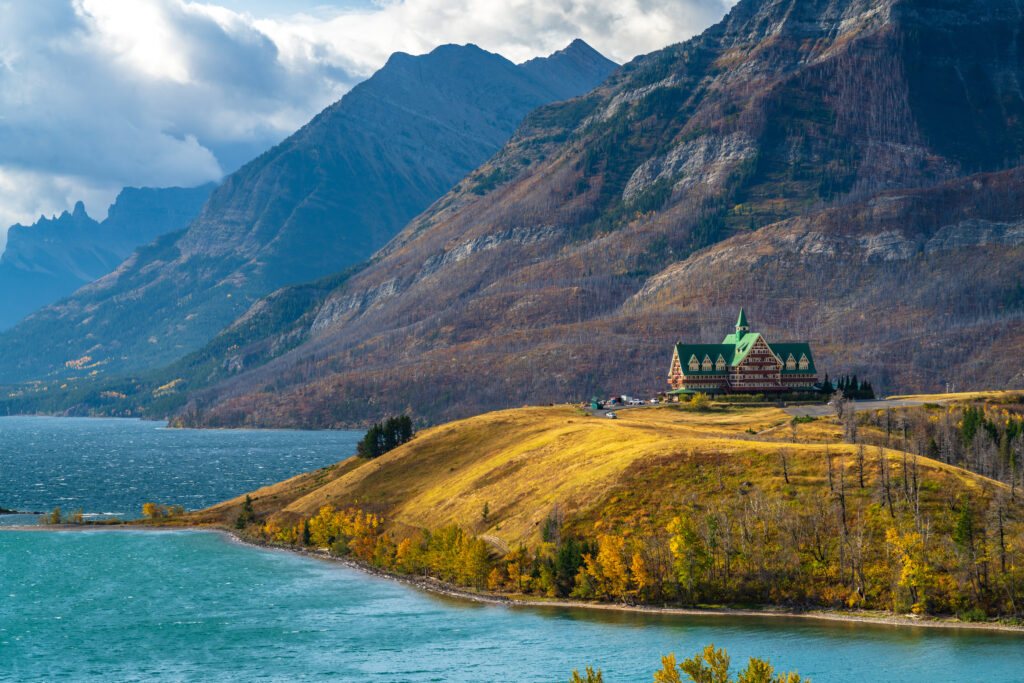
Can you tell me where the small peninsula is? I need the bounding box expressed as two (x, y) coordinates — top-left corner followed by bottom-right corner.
(178, 390), (1024, 628)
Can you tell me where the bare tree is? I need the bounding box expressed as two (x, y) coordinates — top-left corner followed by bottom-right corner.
(857, 442), (866, 488)
(831, 390), (848, 423)
(825, 434), (834, 492)
(843, 410), (858, 444)
(878, 446), (894, 518)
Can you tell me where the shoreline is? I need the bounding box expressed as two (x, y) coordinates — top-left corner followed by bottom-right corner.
(7, 523), (1023, 634)
(220, 527), (1024, 634)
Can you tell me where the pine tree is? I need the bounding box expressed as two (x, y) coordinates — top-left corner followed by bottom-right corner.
(357, 415), (415, 458)
(235, 495), (255, 529)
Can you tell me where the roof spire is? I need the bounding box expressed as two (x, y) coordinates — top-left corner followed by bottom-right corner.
(736, 308), (749, 333)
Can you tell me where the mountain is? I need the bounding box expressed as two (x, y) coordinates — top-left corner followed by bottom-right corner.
(0, 41), (616, 383)
(166, 0), (1024, 428)
(0, 185), (213, 330)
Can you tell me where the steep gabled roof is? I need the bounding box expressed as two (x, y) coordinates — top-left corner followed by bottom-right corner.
(673, 343), (733, 374)
(729, 333), (781, 367)
(772, 342), (817, 374)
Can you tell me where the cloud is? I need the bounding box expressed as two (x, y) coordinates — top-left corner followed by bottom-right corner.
(0, 0), (735, 248)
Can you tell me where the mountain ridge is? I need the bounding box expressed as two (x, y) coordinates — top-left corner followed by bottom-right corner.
(0, 184), (213, 330)
(170, 0), (1024, 428)
(0, 40), (616, 383)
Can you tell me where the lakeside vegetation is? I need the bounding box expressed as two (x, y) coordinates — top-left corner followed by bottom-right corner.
(185, 393), (1024, 623)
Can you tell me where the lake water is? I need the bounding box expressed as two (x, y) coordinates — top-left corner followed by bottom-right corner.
(1, 417), (1022, 681)
(0, 416), (360, 524)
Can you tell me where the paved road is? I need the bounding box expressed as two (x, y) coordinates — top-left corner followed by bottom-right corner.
(581, 398), (944, 420)
(784, 398), (944, 418)
(583, 403), (654, 418)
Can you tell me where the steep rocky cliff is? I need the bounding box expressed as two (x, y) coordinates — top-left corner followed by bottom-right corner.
(0, 184), (213, 330)
(174, 0), (1024, 427)
(0, 40), (616, 382)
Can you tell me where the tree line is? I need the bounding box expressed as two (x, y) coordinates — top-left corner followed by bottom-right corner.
(859, 403), (1023, 494)
(821, 373), (875, 400)
(244, 456), (1023, 621)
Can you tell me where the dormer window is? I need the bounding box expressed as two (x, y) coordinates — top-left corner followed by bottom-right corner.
(688, 355), (700, 372)
(716, 355), (726, 371)
(786, 354), (796, 371)
(798, 354), (809, 370)
(702, 355), (713, 372)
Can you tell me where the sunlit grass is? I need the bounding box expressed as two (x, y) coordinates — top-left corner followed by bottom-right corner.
(194, 396), (1018, 547)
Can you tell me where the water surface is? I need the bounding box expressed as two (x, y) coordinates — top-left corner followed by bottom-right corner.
(0, 416), (359, 523)
(2, 529), (1022, 682)
(1, 417), (1021, 681)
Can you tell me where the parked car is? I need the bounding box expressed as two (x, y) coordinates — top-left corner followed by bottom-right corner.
(605, 411), (617, 419)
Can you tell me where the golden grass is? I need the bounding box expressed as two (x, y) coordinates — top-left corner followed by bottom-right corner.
(198, 396), (1019, 547)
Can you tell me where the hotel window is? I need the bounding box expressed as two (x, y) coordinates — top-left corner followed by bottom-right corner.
(702, 355), (713, 372)
(786, 354), (796, 371)
(716, 356), (726, 371)
(688, 355), (700, 372)
(799, 354), (809, 370)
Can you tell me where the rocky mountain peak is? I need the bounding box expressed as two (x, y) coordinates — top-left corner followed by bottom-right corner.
(163, 0), (1024, 428)
(0, 40), (617, 381)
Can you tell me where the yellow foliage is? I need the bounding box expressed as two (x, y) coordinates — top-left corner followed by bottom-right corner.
(153, 378), (184, 397)
(64, 355), (93, 370)
(580, 534), (630, 601)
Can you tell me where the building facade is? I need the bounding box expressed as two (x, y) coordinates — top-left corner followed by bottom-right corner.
(667, 309), (818, 395)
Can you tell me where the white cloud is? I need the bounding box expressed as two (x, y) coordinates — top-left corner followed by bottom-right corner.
(0, 0), (735, 249)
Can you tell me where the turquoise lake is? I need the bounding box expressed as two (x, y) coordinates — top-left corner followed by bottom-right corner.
(1, 417), (1022, 681)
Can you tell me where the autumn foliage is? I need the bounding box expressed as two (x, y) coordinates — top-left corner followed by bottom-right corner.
(219, 401), (1024, 621)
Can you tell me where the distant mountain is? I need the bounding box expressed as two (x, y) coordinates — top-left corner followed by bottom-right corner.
(0, 185), (213, 330)
(159, 0), (1024, 428)
(0, 41), (616, 383)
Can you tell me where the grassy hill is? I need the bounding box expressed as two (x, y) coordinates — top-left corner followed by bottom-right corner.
(191, 393), (1024, 619)
(198, 398), (1017, 545)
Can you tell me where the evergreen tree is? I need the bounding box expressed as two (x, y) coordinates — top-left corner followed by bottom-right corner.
(235, 495), (255, 529)
(961, 407), (982, 447)
(357, 415), (416, 458)
(953, 498), (975, 553)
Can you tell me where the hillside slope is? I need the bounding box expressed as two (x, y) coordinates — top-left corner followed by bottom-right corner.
(192, 396), (1024, 615)
(200, 401), (1018, 545)
(0, 185), (212, 330)
(174, 0), (1024, 429)
(0, 41), (615, 382)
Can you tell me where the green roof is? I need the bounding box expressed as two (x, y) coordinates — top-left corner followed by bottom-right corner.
(673, 332), (817, 375)
(771, 342), (817, 374)
(673, 343), (734, 374)
(729, 332), (768, 366)
(736, 308), (749, 330)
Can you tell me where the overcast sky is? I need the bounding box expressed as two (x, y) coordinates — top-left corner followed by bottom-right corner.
(0, 0), (736, 252)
